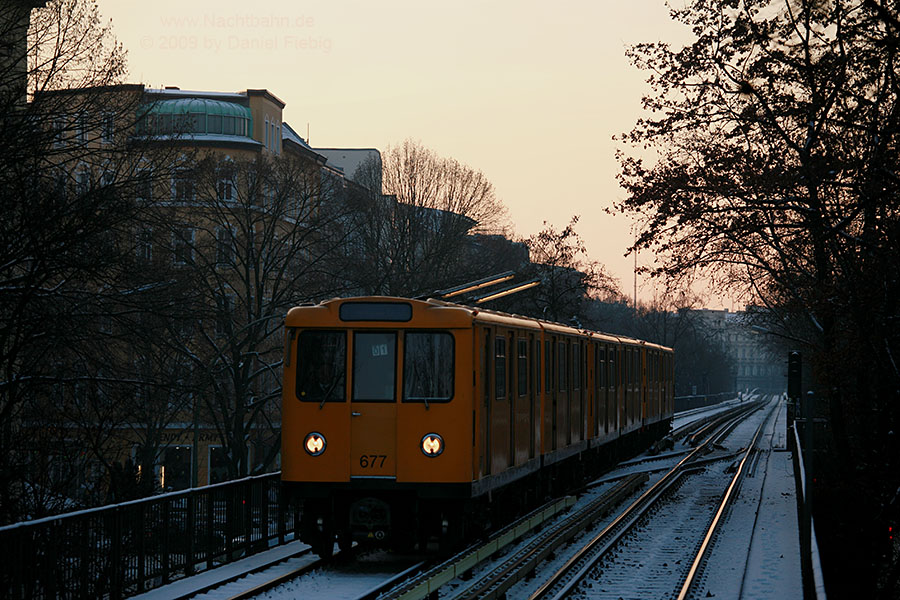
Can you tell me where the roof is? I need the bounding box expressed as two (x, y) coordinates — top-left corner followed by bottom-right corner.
(142, 97), (252, 119)
(144, 88), (249, 102)
(281, 122), (312, 150)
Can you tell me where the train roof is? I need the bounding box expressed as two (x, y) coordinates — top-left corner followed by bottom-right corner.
(285, 296), (672, 353)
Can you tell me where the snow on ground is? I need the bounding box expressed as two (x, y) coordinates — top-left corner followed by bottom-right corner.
(695, 397), (803, 599)
(130, 541), (314, 600)
(257, 550), (415, 600)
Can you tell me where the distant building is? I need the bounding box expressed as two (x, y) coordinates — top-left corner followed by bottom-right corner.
(690, 308), (783, 394)
(0, 1), (48, 105)
(313, 148), (382, 192)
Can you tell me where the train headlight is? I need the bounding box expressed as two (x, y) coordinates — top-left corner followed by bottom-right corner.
(304, 432), (327, 456)
(421, 433), (444, 457)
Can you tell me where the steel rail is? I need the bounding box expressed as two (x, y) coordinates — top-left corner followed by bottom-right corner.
(674, 404), (775, 600)
(671, 398), (763, 444)
(377, 495), (578, 600)
(527, 403), (764, 600)
(153, 547), (314, 600)
(221, 547), (340, 600)
(448, 474), (648, 600)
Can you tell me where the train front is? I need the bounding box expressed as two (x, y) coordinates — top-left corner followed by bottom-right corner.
(281, 297), (474, 556)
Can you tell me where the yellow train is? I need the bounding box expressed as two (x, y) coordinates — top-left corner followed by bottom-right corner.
(281, 296), (674, 556)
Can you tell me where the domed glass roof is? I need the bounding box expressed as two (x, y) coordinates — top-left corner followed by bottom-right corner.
(139, 98), (253, 138)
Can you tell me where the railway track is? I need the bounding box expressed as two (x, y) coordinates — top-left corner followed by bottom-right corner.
(522, 397), (777, 600)
(181, 398), (772, 600)
(363, 399), (766, 600)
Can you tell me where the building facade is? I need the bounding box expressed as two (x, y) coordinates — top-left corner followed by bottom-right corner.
(27, 82), (377, 496)
(690, 308), (784, 395)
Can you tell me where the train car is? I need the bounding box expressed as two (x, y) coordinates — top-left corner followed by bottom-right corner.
(281, 296), (673, 557)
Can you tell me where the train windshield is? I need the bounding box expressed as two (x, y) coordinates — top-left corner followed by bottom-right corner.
(352, 332), (397, 402)
(403, 331), (454, 403)
(296, 331), (347, 402)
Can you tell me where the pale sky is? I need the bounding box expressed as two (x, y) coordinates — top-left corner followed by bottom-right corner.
(96, 0), (722, 306)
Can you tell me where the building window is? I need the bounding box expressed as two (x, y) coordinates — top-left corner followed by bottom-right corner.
(173, 170), (194, 202)
(53, 113), (67, 148)
(208, 114), (222, 134)
(159, 446), (191, 491)
(136, 228), (153, 262)
(136, 169), (152, 201)
(216, 227), (234, 266)
(76, 169), (91, 195)
(172, 226), (193, 265)
(264, 117), (269, 149)
(216, 294), (234, 337)
(209, 447), (230, 484)
(76, 112), (88, 144)
(217, 169), (235, 202)
(101, 169), (115, 188)
(101, 112), (114, 144)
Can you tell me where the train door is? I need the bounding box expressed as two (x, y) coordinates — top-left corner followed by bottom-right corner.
(558, 339), (569, 448)
(530, 335), (539, 459)
(579, 341), (586, 441)
(509, 332), (517, 466)
(637, 348), (644, 426)
(595, 343), (604, 438)
(613, 346), (627, 433)
(547, 338), (557, 451)
(492, 332), (510, 471)
(515, 336), (530, 465)
(572, 341), (582, 444)
(481, 328), (491, 476)
(349, 330), (398, 479)
(628, 347), (636, 430)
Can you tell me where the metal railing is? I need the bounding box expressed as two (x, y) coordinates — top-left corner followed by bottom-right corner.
(0, 472), (298, 600)
(791, 422), (828, 600)
(674, 391), (734, 411)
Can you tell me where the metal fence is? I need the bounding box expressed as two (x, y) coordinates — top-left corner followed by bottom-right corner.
(0, 472), (299, 600)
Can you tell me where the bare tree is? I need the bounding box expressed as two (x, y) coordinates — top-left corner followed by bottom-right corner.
(348, 139), (509, 296)
(0, 0), (180, 521)
(157, 153), (353, 481)
(616, 1), (900, 594)
(519, 216), (619, 323)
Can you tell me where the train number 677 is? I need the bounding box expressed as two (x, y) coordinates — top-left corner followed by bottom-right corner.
(359, 454), (387, 468)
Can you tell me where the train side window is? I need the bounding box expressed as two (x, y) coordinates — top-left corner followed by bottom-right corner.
(626, 348), (631, 387)
(495, 337), (507, 400)
(352, 331), (397, 402)
(296, 330), (346, 402)
(403, 331), (454, 403)
(573, 343), (581, 391)
(558, 340), (567, 392)
(535, 340), (541, 395)
(598, 345), (606, 391)
(545, 340), (552, 393)
(517, 339), (528, 397)
(609, 347), (617, 388)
